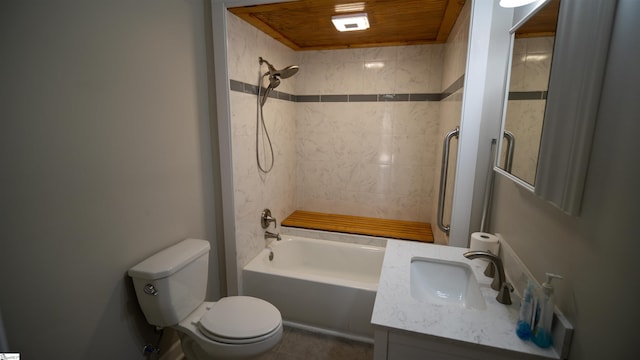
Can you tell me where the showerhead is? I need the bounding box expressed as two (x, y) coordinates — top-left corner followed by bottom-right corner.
(259, 57), (299, 106)
(259, 57), (299, 78)
(272, 65), (299, 79)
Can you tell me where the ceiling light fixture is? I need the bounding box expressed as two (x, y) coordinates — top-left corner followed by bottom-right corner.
(499, 0), (538, 8)
(365, 61), (385, 69)
(331, 13), (370, 32)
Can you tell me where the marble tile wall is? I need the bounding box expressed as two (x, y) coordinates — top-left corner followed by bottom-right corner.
(295, 46), (443, 222)
(297, 45), (443, 95)
(509, 36), (554, 92)
(441, 0), (471, 92)
(226, 12), (298, 288)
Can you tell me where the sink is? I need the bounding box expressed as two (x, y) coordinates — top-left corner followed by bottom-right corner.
(410, 257), (486, 310)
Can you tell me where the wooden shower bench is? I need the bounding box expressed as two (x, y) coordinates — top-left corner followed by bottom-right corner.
(281, 210), (434, 243)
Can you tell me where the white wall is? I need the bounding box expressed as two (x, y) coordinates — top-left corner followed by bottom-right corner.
(490, 0), (640, 358)
(0, 0), (218, 358)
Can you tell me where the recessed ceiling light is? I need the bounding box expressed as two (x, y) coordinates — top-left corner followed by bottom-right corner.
(365, 61), (385, 69)
(499, 0), (538, 8)
(331, 13), (370, 32)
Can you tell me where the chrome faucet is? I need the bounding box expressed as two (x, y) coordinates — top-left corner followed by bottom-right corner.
(261, 209), (277, 229)
(463, 250), (513, 305)
(264, 231), (281, 241)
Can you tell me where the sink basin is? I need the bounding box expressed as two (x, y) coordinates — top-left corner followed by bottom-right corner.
(410, 257), (486, 310)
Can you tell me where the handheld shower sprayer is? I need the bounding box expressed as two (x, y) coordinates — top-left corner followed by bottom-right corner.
(256, 57), (300, 173)
(259, 57), (299, 106)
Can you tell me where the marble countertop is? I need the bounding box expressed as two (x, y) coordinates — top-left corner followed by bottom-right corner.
(371, 239), (558, 359)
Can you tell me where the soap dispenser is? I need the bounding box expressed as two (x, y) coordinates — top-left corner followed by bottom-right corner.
(533, 273), (563, 348)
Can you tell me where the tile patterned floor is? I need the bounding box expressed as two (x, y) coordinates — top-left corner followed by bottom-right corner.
(254, 326), (374, 360)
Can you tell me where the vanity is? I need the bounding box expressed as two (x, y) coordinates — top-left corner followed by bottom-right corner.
(371, 240), (569, 360)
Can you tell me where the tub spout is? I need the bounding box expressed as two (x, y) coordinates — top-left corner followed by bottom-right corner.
(265, 231), (281, 241)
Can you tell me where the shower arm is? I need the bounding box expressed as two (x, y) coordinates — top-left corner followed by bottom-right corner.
(259, 57), (277, 76)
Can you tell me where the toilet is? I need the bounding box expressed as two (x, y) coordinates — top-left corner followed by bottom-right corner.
(128, 238), (282, 359)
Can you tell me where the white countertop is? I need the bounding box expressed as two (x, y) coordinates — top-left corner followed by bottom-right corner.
(371, 239), (559, 359)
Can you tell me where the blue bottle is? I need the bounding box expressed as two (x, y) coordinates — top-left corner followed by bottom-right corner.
(516, 280), (535, 340)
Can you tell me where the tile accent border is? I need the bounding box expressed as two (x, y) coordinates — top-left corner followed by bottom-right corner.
(229, 76), (464, 103)
(231, 77), (540, 103)
(508, 91), (548, 100)
(230, 79), (297, 102)
(441, 75), (465, 100)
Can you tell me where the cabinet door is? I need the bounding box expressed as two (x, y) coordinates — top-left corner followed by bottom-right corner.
(386, 331), (530, 360)
(388, 333), (477, 360)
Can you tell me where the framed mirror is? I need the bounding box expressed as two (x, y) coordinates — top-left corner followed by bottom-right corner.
(496, 0), (617, 215)
(498, 0), (559, 188)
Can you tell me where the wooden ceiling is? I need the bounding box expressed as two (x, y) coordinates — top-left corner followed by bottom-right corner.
(228, 0), (467, 51)
(229, 0), (560, 51)
(515, 0), (560, 38)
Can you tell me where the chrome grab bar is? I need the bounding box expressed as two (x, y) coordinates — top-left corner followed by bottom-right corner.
(503, 130), (515, 173)
(437, 127), (459, 235)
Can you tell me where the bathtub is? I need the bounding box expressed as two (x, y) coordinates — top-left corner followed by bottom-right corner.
(242, 235), (385, 342)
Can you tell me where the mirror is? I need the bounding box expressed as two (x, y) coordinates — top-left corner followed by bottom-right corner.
(498, 0), (560, 186)
(496, 0), (616, 215)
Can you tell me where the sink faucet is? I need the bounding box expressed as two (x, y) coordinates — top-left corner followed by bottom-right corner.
(264, 231), (281, 241)
(463, 250), (513, 305)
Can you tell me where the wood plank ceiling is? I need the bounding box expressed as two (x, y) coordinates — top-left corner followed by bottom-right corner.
(228, 0), (560, 51)
(228, 0), (467, 51)
(515, 0), (560, 38)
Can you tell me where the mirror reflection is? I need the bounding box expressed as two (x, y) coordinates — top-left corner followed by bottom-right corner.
(499, 0), (560, 185)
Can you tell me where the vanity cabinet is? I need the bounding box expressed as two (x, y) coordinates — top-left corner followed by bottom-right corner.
(371, 240), (570, 360)
(375, 329), (547, 360)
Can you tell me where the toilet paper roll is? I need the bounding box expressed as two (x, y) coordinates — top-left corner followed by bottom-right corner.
(470, 232), (500, 255)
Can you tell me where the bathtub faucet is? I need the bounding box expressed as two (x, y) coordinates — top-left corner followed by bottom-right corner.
(264, 231), (281, 241)
(261, 209), (277, 229)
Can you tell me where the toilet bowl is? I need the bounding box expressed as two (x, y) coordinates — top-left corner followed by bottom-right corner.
(175, 298), (283, 360)
(128, 239), (283, 360)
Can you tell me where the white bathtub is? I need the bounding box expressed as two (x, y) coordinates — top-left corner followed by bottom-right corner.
(242, 235), (385, 342)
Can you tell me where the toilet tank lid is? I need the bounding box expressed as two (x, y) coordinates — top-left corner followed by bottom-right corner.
(128, 238), (210, 280)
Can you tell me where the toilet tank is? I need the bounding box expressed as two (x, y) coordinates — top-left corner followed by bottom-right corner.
(128, 238), (210, 327)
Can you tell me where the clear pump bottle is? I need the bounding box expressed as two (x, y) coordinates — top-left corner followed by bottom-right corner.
(533, 273), (562, 348)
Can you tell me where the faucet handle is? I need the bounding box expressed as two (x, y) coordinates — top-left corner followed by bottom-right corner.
(261, 209), (277, 229)
(497, 282), (514, 305)
(484, 262), (496, 278)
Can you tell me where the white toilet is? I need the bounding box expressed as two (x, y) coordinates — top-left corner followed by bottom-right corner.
(128, 238), (283, 359)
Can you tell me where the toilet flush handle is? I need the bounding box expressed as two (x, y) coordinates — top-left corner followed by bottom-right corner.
(143, 284), (158, 296)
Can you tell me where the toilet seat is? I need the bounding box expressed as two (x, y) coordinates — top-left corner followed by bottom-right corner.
(198, 296), (282, 345)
